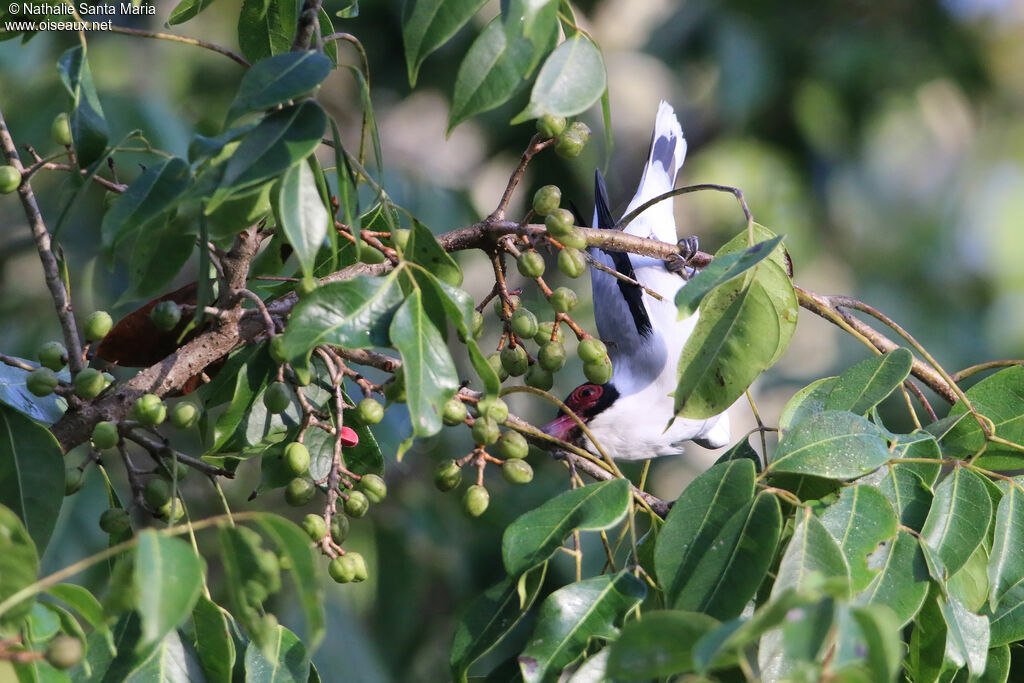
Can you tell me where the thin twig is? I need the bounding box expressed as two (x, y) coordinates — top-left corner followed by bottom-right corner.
(488, 135), (555, 222)
(107, 26), (250, 67)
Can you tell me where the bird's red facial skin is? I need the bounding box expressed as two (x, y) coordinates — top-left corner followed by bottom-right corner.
(541, 384), (604, 442)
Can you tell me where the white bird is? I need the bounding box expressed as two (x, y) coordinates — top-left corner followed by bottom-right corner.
(542, 102), (731, 460)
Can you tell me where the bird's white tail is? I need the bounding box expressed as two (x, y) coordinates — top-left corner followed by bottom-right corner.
(623, 101), (687, 243)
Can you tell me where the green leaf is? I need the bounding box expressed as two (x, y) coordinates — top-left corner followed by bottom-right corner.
(208, 349), (275, 454)
(654, 459), (756, 606)
(672, 492), (782, 620)
(57, 46), (109, 168)
(450, 564), (547, 682)
(402, 0), (488, 87)
(848, 605), (904, 682)
(237, 0), (296, 63)
(191, 597), (236, 683)
(943, 366), (1024, 463)
(389, 289), (460, 437)
(281, 273), (403, 360)
(675, 235), (784, 319)
(980, 645), (1011, 683)
(243, 623), (309, 683)
(218, 525), (281, 655)
(950, 539), (990, 613)
(115, 627), (204, 682)
(227, 51), (332, 124)
(168, 0), (218, 24)
(511, 34), (607, 123)
(133, 530), (205, 652)
(502, 479), (630, 577)
(989, 580), (1024, 647)
(276, 159), (329, 281)
(0, 503), (38, 628)
(501, 0), (559, 76)
(0, 403), (64, 553)
(0, 361), (66, 424)
(209, 101), (327, 210)
(46, 583), (113, 655)
(940, 593), (990, 676)
(818, 485), (898, 592)
(518, 572), (645, 683)
(406, 220), (463, 287)
(101, 157), (191, 253)
(875, 466), (934, 531)
(921, 467), (992, 576)
(606, 610), (719, 679)
(448, 18), (530, 131)
(855, 530), (931, 627)
(122, 213), (196, 304)
(988, 484), (1024, 611)
(768, 410), (891, 480)
(825, 348), (914, 416)
(779, 377), (837, 433)
(892, 431), (943, 487)
(908, 589), (951, 682)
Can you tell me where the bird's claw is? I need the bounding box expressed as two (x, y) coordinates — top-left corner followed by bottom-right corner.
(678, 235), (699, 261)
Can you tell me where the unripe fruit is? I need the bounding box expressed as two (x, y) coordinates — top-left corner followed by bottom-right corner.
(44, 635), (82, 671)
(161, 458), (189, 483)
(134, 393), (166, 425)
(536, 114), (566, 139)
(497, 430), (529, 460)
(284, 442), (310, 476)
(344, 552), (369, 582)
(538, 341), (567, 372)
(584, 356), (614, 384)
(558, 247), (587, 278)
(51, 112), (73, 147)
(525, 364), (553, 390)
(457, 310), (485, 343)
(577, 338), (608, 363)
(383, 371), (406, 403)
(285, 477), (316, 506)
(0, 165), (20, 194)
(479, 397), (509, 423)
(268, 335), (287, 364)
(301, 514), (327, 541)
(330, 514), (350, 544)
(442, 398), (468, 426)
(534, 321), (565, 345)
(328, 555), (355, 583)
(83, 311), (113, 342)
(264, 382), (291, 414)
(463, 485), (489, 517)
(559, 227), (588, 250)
(510, 308), (539, 339)
(357, 397), (384, 425)
(358, 474), (387, 503)
(170, 401), (200, 429)
(486, 352), (510, 382)
(143, 477), (171, 509)
(554, 130), (586, 158)
(544, 208), (575, 237)
(159, 497), (185, 524)
(532, 185), (562, 216)
(391, 228), (410, 252)
(568, 120), (592, 140)
(64, 467), (84, 496)
(434, 460), (463, 491)
(500, 344), (529, 376)
(358, 242), (385, 264)
(91, 421), (119, 449)
(344, 490), (370, 518)
(502, 458), (534, 485)
(292, 366), (312, 386)
(549, 287), (579, 314)
(471, 416), (500, 446)
(37, 341), (67, 371)
(493, 294), (521, 319)
(99, 507), (131, 536)
(150, 301), (181, 331)
(26, 367), (58, 397)
(73, 367), (105, 399)
(517, 251), (546, 278)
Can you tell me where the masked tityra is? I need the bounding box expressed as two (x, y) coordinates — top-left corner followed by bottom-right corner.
(542, 102), (731, 460)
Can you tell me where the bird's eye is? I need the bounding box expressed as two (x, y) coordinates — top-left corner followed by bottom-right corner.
(571, 384), (602, 403)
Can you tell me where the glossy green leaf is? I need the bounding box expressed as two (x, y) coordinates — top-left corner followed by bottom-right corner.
(244, 623), (309, 683)
(891, 431), (943, 487)
(875, 466), (934, 531)
(305, 388), (383, 477)
(768, 410), (891, 480)
(277, 159), (329, 281)
(512, 34), (607, 123)
(518, 572), (645, 683)
(389, 289), (460, 437)
(403, 0), (488, 86)
(606, 610), (718, 679)
(502, 479), (630, 576)
(980, 645), (1011, 683)
(168, 0), (217, 24)
(0, 503), (38, 628)
(101, 157), (191, 252)
(57, 46), (108, 168)
(825, 348), (914, 415)
(122, 213), (196, 304)
(855, 530), (930, 627)
(450, 564), (547, 682)
(227, 51), (332, 124)
(779, 377), (837, 433)
(0, 403), (64, 553)
(818, 485), (898, 591)
(281, 272), (403, 360)
(655, 459), (756, 606)
(848, 605), (904, 682)
(950, 540), (990, 613)
(675, 235), (784, 319)
(673, 492), (782, 619)
(134, 530), (204, 652)
(191, 596), (235, 683)
(943, 366), (1024, 463)
(0, 361), (66, 424)
(921, 467), (991, 576)
(712, 436), (762, 469)
(209, 349), (275, 454)
(988, 484), (1024, 611)
(940, 593), (990, 676)
(406, 220), (462, 286)
(908, 589), (951, 682)
(237, 0), (296, 63)
(117, 627), (204, 682)
(449, 18), (530, 131)
(989, 580), (1024, 646)
(47, 582), (113, 656)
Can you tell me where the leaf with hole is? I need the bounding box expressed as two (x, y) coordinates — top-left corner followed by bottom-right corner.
(818, 485), (898, 592)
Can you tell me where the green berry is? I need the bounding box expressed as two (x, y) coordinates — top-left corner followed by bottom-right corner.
(493, 294), (521, 320)
(471, 416), (500, 446)
(479, 397), (509, 423)
(26, 367), (58, 397)
(554, 130), (586, 158)
(549, 287), (578, 313)
(577, 338), (608, 363)
(442, 398), (468, 426)
(150, 301), (181, 331)
(91, 421), (119, 449)
(584, 356), (614, 384)
(64, 467), (83, 496)
(44, 635), (82, 671)
(263, 382), (291, 414)
(525, 364), (553, 390)
(358, 474), (387, 503)
(434, 460), (462, 492)
(344, 552), (368, 582)
(328, 555), (355, 583)
(284, 442), (310, 476)
(159, 497), (186, 524)
(51, 112), (73, 147)
(463, 485), (489, 517)
(73, 367), (105, 399)
(357, 397), (384, 425)
(532, 185), (562, 216)
(534, 321), (565, 345)
(161, 457), (190, 483)
(83, 311), (113, 342)
(358, 242), (385, 264)
(285, 477), (316, 506)
(383, 370), (406, 403)
(170, 401), (200, 429)
(536, 114), (566, 139)
(559, 227), (588, 250)
(500, 344), (529, 376)
(510, 308), (539, 339)
(538, 341), (567, 372)
(486, 352), (510, 382)
(502, 458), (534, 485)
(134, 393), (166, 425)
(0, 165), (20, 194)
(568, 121), (592, 140)
(544, 208), (575, 237)
(330, 514), (350, 543)
(457, 310), (485, 343)
(99, 507), (131, 536)
(143, 478), (171, 509)
(37, 341), (67, 371)
(497, 430), (529, 460)
(558, 247), (587, 278)
(268, 335), (287, 364)
(301, 514), (327, 542)
(517, 251), (546, 278)
(344, 490), (370, 518)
